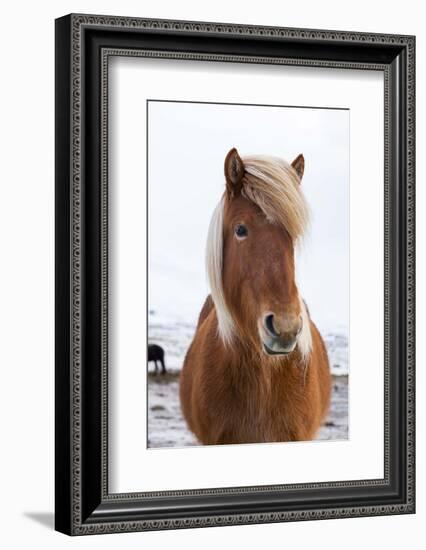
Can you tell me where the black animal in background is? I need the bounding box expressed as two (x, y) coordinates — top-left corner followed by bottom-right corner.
(148, 344), (167, 374)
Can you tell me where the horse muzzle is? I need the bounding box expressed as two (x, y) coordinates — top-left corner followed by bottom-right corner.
(259, 313), (302, 356)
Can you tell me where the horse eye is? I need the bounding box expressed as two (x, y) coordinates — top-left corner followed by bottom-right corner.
(235, 224), (248, 239)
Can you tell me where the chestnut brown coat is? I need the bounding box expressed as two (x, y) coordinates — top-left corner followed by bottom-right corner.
(180, 149), (331, 445)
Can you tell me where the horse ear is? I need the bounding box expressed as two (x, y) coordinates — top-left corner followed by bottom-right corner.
(291, 154), (305, 181)
(224, 148), (245, 195)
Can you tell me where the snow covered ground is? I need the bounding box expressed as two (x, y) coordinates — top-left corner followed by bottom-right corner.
(147, 314), (349, 448)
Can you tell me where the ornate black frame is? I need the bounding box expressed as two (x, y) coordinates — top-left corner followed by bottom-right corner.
(55, 13), (415, 535)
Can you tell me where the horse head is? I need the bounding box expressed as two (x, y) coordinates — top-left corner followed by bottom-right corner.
(206, 148), (312, 360)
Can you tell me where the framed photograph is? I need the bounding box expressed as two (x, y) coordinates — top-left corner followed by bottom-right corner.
(55, 14), (415, 535)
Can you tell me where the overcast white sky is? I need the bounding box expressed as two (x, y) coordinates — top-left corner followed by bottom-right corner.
(148, 100), (349, 334)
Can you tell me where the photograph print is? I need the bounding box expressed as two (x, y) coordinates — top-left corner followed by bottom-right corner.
(147, 100), (349, 449)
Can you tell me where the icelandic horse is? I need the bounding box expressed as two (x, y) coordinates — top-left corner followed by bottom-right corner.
(180, 148), (331, 444)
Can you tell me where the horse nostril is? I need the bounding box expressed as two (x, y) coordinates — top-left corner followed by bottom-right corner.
(264, 314), (280, 337)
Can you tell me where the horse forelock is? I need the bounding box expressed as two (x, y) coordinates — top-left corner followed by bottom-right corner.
(241, 155), (310, 241)
(206, 155), (312, 359)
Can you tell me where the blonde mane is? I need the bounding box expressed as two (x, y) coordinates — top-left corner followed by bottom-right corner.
(206, 155), (312, 359)
(242, 155), (309, 240)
